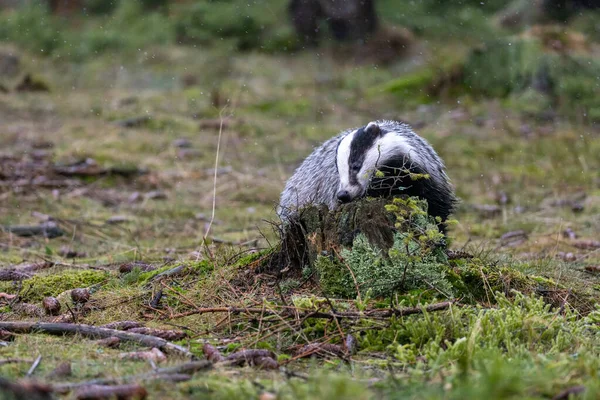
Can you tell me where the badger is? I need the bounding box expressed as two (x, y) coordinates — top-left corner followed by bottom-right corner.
(277, 120), (456, 229)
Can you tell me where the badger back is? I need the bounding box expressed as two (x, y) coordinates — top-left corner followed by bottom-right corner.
(277, 134), (345, 219)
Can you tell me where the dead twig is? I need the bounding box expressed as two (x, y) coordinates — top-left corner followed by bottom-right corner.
(552, 385), (585, 400)
(53, 361), (212, 393)
(0, 377), (53, 400)
(166, 301), (454, 321)
(26, 355), (42, 377)
(74, 384), (148, 400)
(0, 322), (195, 359)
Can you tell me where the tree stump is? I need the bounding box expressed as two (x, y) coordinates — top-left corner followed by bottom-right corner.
(267, 198), (418, 273)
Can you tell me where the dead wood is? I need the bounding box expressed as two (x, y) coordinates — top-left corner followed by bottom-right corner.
(295, 343), (347, 359)
(17, 261), (55, 274)
(95, 336), (121, 348)
(100, 321), (144, 331)
(0, 377), (53, 400)
(267, 199), (398, 273)
(202, 343), (225, 362)
(26, 355), (42, 377)
(148, 265), (185, 281)
(53, 158), (144, 178)
(572, 240), (600, 250)
(224, 349), (276, 366)
(552, 385), (585, 400)
(125, 327), (186, 341)
(169, 301), (454, 321)
(2, 223), (64, 238)
(0, 329), (15, 341)
(74, 384), (148, 400)
(0, 269), (32, 281)
(52, 361), (212, 393)
(119, 348), (166, 363)
(0, 322), (195, 359)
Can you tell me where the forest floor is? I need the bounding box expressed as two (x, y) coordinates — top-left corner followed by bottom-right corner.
(1, 6), (600, 399)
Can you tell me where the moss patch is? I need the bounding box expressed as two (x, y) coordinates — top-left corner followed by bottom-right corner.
(13, 269), (109, 302)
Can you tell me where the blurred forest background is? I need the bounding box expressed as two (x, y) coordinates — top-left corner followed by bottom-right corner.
(1, 0), (599, 251)
(1, 1), (600, 399)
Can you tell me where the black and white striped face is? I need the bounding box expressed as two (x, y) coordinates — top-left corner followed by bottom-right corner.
(336, 121), (423, 203)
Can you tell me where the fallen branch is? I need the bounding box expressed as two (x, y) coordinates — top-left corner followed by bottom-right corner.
(202, 344), (279, 369)
(74, 384), (147, 400)
(53, 361), (212, 393)
(0, 377), (53, 400)
(1, 223), (64, 238)
(552, 385), (585, 400)
(168, 301), (454, 321)
(0, 322), (195, 359)
(0, 269), (33, 281)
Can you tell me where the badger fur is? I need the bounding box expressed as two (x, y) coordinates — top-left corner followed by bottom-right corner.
(277, 120), (456, 227)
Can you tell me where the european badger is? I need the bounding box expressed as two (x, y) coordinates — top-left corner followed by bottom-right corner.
(278, 120), (456, 228)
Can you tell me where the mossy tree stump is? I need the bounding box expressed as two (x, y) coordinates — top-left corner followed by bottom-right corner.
(272, 198), (404, 273)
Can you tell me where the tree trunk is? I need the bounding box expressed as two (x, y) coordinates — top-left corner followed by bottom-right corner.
(47, 0), (83, 15)
(289, 0), (378, 45)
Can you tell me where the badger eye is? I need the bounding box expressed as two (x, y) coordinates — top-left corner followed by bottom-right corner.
(351, 164), (361, 172)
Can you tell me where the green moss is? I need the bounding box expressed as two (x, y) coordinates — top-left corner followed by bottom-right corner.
(18, 269), (109, 301)
(232, 248), (274, 269)
(309, 197), (451, 299)
(314, 254), (356, 298)
(376, 69), (436, 103)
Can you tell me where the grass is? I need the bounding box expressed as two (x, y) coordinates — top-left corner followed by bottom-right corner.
(1, 2), (600, 399)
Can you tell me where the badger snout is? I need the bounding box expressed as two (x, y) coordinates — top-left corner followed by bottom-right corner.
(337, 190), (352, 203)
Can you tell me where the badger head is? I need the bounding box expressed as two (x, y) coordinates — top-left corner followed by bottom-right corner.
(336, 121), (423, 204)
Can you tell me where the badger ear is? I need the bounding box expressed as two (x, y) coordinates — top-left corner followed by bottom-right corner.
(365, 122), (381, 136)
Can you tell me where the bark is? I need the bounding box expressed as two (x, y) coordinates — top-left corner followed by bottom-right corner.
(0, 321), (195, 359)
